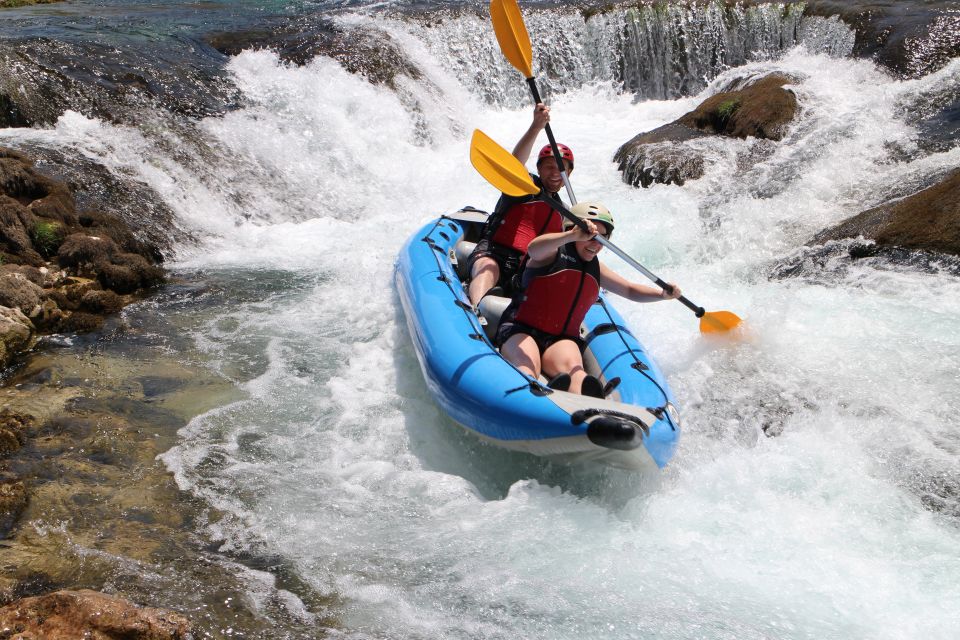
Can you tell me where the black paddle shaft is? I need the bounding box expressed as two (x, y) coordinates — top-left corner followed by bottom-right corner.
(537, 191), (707, 318)
(526, 78), (573, 190)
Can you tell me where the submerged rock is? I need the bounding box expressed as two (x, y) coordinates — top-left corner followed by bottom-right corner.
(0, 589), (191, 639)
(0, 480), (27, 536)
(814, 168), (960, 256)
(615, 74), (799, 188)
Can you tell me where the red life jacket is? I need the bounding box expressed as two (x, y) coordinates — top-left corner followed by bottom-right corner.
(489, 200), (563, 253)
(513, 243), (601, 338)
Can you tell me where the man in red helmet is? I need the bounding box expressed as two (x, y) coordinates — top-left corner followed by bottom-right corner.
(467, 103), (573, 306)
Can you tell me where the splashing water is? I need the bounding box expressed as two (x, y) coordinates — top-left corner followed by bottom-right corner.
(2, 6), (959, 639)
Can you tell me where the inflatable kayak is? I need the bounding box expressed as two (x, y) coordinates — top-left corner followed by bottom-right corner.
(395, 207), (680, 471)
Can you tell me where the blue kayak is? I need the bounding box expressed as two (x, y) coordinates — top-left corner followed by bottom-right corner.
(395, 207), (680, 471)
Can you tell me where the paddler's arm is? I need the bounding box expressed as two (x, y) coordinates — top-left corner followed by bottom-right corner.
(525, 219), (598, 267)
(599, 263), (682, 302)
(512, 103), (550, 165)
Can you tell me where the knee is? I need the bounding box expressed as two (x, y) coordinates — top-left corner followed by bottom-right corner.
(471, 258), (498, 280)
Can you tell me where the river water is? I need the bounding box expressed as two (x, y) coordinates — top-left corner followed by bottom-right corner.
(2, 1), (959, 638)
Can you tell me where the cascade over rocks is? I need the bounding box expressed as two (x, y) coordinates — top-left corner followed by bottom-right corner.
(205, 20), (422, 88)
(0, 589), (191, 639)
(615, 74), (799, 188)
(0, 146), (166, 366)
(814, 168), (960, 257)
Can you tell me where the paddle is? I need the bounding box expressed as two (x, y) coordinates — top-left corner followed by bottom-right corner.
(490, 0), (577, 204)
(470, 130), (742, 333)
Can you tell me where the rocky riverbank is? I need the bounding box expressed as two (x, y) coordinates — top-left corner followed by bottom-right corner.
(0, 146), (343, 637)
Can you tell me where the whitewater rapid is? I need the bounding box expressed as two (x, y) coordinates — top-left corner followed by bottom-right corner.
(3, 11), (959, 639)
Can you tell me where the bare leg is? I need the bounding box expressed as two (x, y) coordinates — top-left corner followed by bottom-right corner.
(468, 256), (500, 306)
(501, 333), (541, 380)
(542, 340), (587, 394)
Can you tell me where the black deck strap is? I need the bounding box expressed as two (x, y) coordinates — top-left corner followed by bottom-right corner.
(421, 236), (445, 253)
(584, 322), (634, 346)
(505, 380), (550, 397)
(422, 214), (545, 394)
(631, 361), (650, 371)
(459, 206), (489, 215)
(570, 408), (650, 436)
(647, 406), (677, 431)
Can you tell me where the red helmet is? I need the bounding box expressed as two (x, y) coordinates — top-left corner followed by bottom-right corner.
(537, 143), (574, 170)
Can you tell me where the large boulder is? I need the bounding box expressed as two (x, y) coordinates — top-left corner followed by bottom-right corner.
(615, 73), (799, 188)
(814, 168), (960, 256)
(677, 74), (799, 141)
(0, 589), (191, 639)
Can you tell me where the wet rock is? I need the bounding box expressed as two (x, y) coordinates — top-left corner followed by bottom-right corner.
(17, 146), (182, 256)
(814, 168), (960, 256)
(57, 310), (104, 333)
(79, 211), (164, 264)
(0, 264), (44, 287)
(0, 0), (63, 7)
(98, 253), (164, 295)
(33, 298), (63, 330)
(0, 92), (31, 128)
(79, 289), (124, 315)
(56, 234), (118, 272)
(0, 196), (42, 265)
(677, 73), (799, 140)
(613, 124), (709, 188)
(0, 305), (34, 368)
(206, 19), (422, 87)
(136, 376), (187, 398)
(805, 1), (960, 79)
(0, 271), (43, 317)
(0, 589), (191, 639)
(615, 74), (798, 188)
(1, 147), (166, 315)
(0, 480), (27, 536)
(0, 411), (32, 457)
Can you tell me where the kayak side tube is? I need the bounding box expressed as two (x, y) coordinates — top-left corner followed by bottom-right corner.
(395, 215), (679, 470)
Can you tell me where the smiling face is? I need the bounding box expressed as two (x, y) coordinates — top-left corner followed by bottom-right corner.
(537, 157), (573, 193)
(574, 224), (611, 261)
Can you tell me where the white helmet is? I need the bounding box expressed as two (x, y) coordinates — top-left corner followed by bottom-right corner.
(564, 201), (615, 235)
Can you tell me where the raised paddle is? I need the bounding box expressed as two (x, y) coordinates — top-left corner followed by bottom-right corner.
(470, 130), (742, 333)
(490, 0), (577, 204)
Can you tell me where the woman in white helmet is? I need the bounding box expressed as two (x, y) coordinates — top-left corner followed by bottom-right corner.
(495, 202), (682, 397)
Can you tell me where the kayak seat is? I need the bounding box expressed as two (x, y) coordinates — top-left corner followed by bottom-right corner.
(477, 295), (511, 341)
(454, 241), (476, 281)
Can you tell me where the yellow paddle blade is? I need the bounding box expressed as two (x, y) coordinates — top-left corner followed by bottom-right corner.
(470, 130), (540, 197)
(490, 0), (534, 77)
(699, 310), (742, 333)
